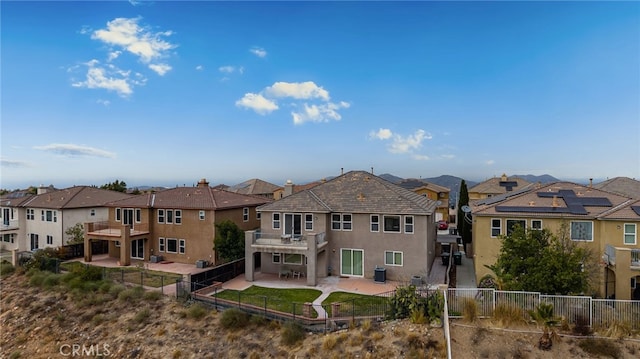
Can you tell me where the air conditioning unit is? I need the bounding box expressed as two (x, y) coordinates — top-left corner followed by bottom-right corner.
(196, 260), (207, 268)
(150, 255), (163, 263)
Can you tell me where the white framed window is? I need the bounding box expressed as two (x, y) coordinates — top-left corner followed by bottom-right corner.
(166, 209), (174, 224)
(41, 210), (44, 221)
(570, 221), (593, 241)
(116, 208), (121, 222)
(283, 253), (303, 265)
(531, 219), (542, 230)
(624, 223), (636, 245)
(46, 235), (53, 245)
(272, 213), (281, 229)
(159, 238), (165, 252)
(166, 238), (178, 253)
(135, 208), (142, 223)
(90, 209), (96, 217)
(385, 251), (403, 266)
(199, 210), (205, 220)
(256, 211), (261, 220)
(179, 239), (185, 254)
(332, 213), (352, 231)
(158, 209), (165, 223)
(272, 253), (281, 263)
(2, 234), (15, 243)
(404, 216), (414, 234)
(243, 207), (249, 222)
(115, 241), (120, 247)
(491, 219), (501, 237)
(342, 214), (352, 231)
(30, 233), (39, 251)
(506, 219), (526, 236)
(27, 209), (34, 220)
(371, 215), (379, 232)
(305, 214), (313, 231)
(383, 215), (401, 233)
(175, 210), (182, 224)
(331, 214), (341, 230)
(42, 210), (57, 222)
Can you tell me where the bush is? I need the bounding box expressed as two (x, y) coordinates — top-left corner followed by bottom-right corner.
(579, 338), (622, 359)
(0, 260), (15, 277)
(220, 308), (249, 329)
(22, 248), (61, 272)
(185, 303), (208, 320)
(132, 308), (151, 324)
(462, 298), (479, 323)
(118, 286), (145, 302)
(144, 290), (162, 301)
(493, 304), (525, 327)
(71, 264), (103, 281)
(281, 321), (305, 347)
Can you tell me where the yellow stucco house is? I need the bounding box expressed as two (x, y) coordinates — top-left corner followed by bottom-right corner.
(468, 174), (533, 201)
(470, 181), (640, 300)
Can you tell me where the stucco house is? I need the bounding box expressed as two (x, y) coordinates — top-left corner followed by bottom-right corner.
(470, 181), (640, 300)
(1, 186), (133, 252)
(468, 174), (533, 201)
(397, 179), (451, 222)
(84, 179), (271, 267)
(244, 170), (438, 286)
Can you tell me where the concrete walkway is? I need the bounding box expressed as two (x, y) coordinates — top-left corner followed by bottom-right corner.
(455, 252), (477, 288)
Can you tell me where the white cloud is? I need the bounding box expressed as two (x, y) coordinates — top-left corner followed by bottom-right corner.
(235, 93), (279, 115)
(486, 160), (495, 165)
(1, 159), (29, 168)
(71, 60), (144, 97)
(219, 66), (235, 73)
(292, 102), (350, 125)
(412, 154), (430, 161)
(107, 50), (121, 61)
(250, 46), (267, 58)
(195, 65), (203, 71)
(34, 144), (116, 159)
(369, 128), (393, 140)
(97, 99), (111, 106)
(389, 130), (430, 154)
(265, 81), (329, 101)
(148, 63), (171, 76)
(442, 154), (456, 160)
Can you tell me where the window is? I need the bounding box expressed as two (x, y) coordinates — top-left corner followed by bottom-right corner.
(305, 214), (313, 231)
(135, 209), (141, 223)
(491, 219), (501, 237)
(404, 216), (414, 234)
(624, 223), (637, 245)
(41, 210), (44, 221)
(30, 233), (39, 251)
(342, 214), (352, 231)
(371, 215), (379, 232)
(179, 239), (185, 254)
(159, 238), (165, 252)
(199, 210), (205, 220)
(283, 253), (303, 265)
(175, 210), (182, 224)
(47, 235), (53, 245)
(531, 220), (542, 230)
(506, 219), (526, 236)
(570, 221), (593, 241)
(166, 210), (174, 224)
(385, 251), (403, 266)
(256, 212), (261, 220)
(27, 209), (34, 220)
(42, 210), (57, 222)
(90, 209), (96, 217)
(272, 253), (281, 263)
(383, 215), (401, 232)
(332, 214), (341, 230)
(158, 209), (165, 223)
(243, 207), (249, 222)
(116, 208), (121, 222)
(2, 234), (14, 243)
(115, 241), (120, 247)
(166, 238), (178, 253)
(272, 213), (281, 229)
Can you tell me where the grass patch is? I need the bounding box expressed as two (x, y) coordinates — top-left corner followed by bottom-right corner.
(118, 286), (145, 302)
(0, 260), (15, 277)
(215, 286), (321, 315)
(492, 304), (526, 327)
(185, 303), (208, 320)
(132, 308), (151, 324)
(462, 298), (479, 323)
(322, 291), (387, 317)
(281, 321), (305, 347)
(579, 338), (622, 359)
(60, 261), (182, 288)
(220, 308), (250, 330)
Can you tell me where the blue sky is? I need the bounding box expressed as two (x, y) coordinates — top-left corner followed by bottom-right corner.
(1, 1), (639, 190)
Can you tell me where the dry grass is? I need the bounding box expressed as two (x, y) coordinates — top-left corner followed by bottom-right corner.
(462, 298), (479, 323)
(492, 304), (526, 328)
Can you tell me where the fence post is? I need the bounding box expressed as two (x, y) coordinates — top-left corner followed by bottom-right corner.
(237, 292), (241, 308)
(161, 276), (164, 295)
(352, 299), (355, 323)
(121, 269), (124, 282)
(263, 296), (267, 317)
(140, 271), (144, 287)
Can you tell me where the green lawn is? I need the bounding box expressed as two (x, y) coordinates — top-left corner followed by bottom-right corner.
(322, 291), (390, 318)
(60, 261), (182, 287)
(215, 285), (322, 315)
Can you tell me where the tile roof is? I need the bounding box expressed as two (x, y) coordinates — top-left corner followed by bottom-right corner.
(599, 199), (640, 221)
(593, 177), (640, 199)
(226, 178), (281, 196)
(16, 186), (134, 209)
(468, 175), (532, 195)
(472, 181), (631, 219)
(258, 170), (437, 214)
(107, 186), (271, 210)
(397, 179), (450, 193)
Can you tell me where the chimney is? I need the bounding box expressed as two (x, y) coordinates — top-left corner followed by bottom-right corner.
(341, 167), (344, 175)
(37, 184), (48, 195)
(501, 173), (507, 181)
(284, 180), (294, 197)
(589, 178), (593, 188)
(197, 178), (209, 188)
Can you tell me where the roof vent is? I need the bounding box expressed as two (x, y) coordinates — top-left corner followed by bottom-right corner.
(552, 195), (559, 207)
(529, 201), (535, 206)
(357, 193), (366, 201)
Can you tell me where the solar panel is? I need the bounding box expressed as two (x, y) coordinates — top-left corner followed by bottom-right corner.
(632, 206), (640, 217)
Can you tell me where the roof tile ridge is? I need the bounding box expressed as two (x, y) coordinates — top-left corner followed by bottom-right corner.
(60, 186), (86, 208)
(307, 189), (332, 211)
(596, 198), (635, 219)
(208, 187), (218, 209)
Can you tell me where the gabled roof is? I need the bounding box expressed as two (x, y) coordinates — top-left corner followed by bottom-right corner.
(107, 186), (271, 210)
(0, 193), (35, 207)
(18, 186), (134, 209)
(397, 179), (450, 193)
(599, 199), (640, 221)
(258, 170), (437, 215)
(472, 181), (631, 219)
(593, 177), (640, 199)
(226, 178), (281, 196)
(468, 175), (532, 195)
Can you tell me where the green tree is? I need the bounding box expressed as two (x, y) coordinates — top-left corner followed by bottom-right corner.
(65, 223), (84, 245)
(100, 180), (127, 192)
(457, 180), (472, 250)
(486, 223), (595, 295)
(213, 220), (245, 263)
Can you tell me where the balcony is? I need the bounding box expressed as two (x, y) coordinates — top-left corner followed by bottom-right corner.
(86, 221), (150, 238)
(251, 231), (327, 252)
(605, 244), (640, 270)
(0, 219), (20, 232)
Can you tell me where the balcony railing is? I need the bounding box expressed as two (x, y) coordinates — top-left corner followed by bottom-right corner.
(605, 244), (640, 269)
(253, 231), (327, 248)
(86, 221), (149, 237)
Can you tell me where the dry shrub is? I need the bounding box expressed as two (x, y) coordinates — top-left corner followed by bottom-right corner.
(220, 308), (248, 329)
(322, 334), (337, 351)
(361, 319), (372, 332)
(371, 331), (384, 341)
(280, 321), (305, 347)
(462, 298), (478, 323)
(578, 338), (622, 359)
(349, 333), (364, 346)
(492, 304), (525, 327)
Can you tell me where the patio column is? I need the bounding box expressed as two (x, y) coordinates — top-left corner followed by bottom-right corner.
(306, 233), (317, 286)
(245, 230), (255, 281)
(119, 225), (131, 266)
(83, 222), (92, 263)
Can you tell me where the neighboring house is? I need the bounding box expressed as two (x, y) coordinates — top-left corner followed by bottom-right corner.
(84, 178), (270, 267)
(1, 186), (133, 252)
(245, 170), (438, 286)
(224, 178), (282, 200)
(470, 181), (640, 300)
(468, 174), (533, 201)
(1, 193), (34, 251)
(273, 179), (324, 200)
(593, 177), (640, 199)
(397, 179), (450, 222)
